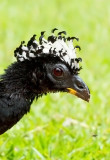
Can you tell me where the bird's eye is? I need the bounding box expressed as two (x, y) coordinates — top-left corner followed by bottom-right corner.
(53, 68), (63, 77)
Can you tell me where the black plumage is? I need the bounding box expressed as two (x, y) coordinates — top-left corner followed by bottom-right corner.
(0, 29), (90, 135)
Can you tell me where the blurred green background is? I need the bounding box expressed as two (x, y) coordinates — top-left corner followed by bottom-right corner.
(0, 0), (110, 159)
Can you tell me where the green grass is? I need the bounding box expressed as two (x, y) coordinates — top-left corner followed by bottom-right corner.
(0, 0), (110, 159)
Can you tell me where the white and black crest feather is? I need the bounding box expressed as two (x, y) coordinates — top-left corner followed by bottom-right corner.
(14, 28), (82, 71)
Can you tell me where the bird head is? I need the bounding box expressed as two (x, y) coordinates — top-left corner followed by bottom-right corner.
(44, 58), (90, 102)
(14, 28), (90, 102)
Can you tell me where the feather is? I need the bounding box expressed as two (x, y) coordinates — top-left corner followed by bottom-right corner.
(14, 29), (82, 71)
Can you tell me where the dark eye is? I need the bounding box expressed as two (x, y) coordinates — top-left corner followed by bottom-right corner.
(53, 68), (63, 77)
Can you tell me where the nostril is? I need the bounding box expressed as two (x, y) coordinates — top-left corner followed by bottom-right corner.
(77, 84), (84, 89)
(76, 81), (84, 89)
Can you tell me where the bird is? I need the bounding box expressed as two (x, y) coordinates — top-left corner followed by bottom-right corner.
(0, 28), (90, 135)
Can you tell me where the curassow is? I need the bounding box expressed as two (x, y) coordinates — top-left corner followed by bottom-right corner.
(0, 28), (90, 135)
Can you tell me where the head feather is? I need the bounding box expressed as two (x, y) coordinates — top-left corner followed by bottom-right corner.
(14, 29), (82, 72)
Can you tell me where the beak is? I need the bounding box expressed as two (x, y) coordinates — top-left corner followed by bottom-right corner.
(67, 75), (90, 102)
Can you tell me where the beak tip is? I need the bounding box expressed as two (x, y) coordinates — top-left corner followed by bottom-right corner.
(86, 98), (90, 103)
(85, 94), (90, 102)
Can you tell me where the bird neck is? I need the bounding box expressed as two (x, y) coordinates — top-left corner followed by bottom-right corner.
(0, 60), (45, 101)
